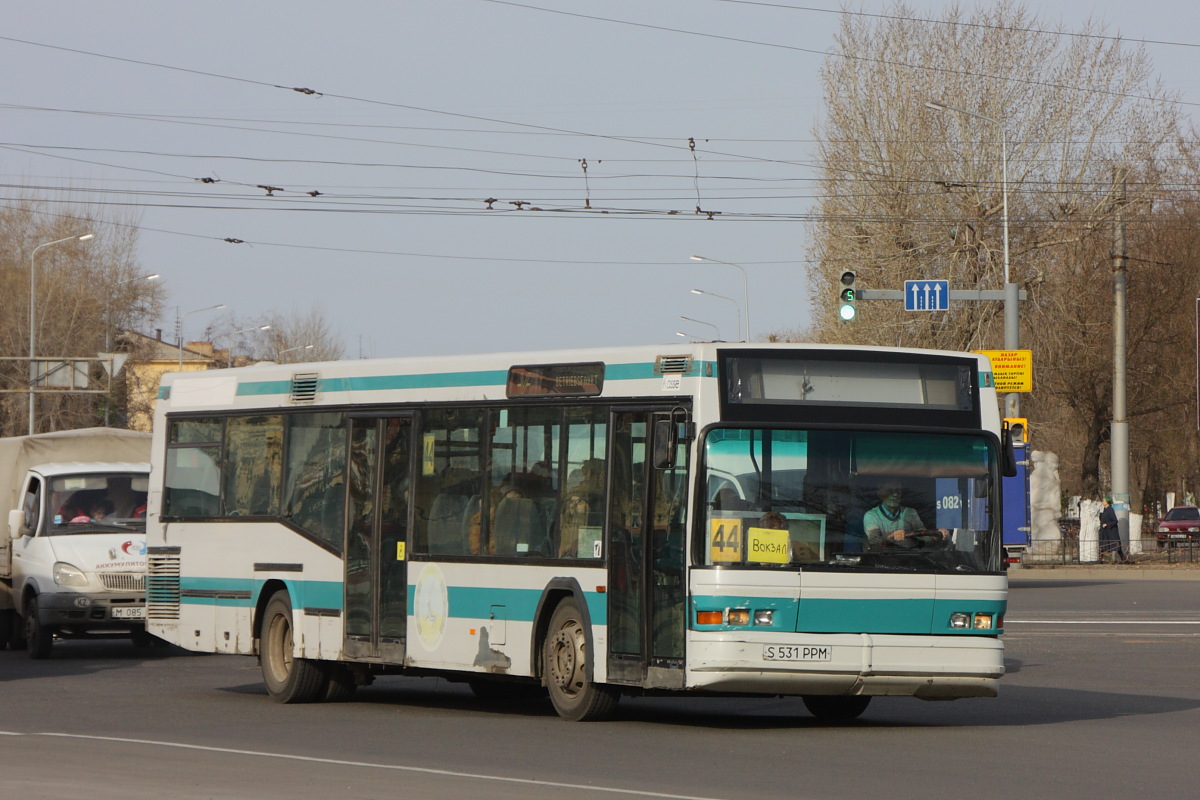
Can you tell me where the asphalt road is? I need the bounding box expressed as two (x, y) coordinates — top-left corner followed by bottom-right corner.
(2, 575), (1197, 800)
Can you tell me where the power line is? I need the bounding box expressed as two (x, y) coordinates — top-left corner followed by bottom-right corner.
(477, 0), (1196, 109)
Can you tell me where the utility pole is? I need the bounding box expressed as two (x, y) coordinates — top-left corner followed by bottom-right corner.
(1111, 168), (1130, 553)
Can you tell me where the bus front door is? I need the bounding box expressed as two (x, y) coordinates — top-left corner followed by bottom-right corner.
(344, 416), (412, 663)
(606, 408), (688, 690)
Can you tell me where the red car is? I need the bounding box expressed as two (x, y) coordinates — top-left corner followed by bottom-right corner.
(1156, 506), (1200, 547)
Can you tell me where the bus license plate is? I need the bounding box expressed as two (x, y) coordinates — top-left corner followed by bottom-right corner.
(112, 607), (146, 620)
(763, 644), (831, 662)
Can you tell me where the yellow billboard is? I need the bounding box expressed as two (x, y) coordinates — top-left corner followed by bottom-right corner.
(973, 349), (1033, 393)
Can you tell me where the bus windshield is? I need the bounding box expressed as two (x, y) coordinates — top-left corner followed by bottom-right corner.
(701, 428), (999, 573)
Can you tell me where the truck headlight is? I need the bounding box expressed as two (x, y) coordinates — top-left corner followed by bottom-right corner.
(53, 562), (88, 587)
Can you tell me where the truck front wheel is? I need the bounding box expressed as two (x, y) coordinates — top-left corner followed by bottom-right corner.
(25, 595), (53, 659)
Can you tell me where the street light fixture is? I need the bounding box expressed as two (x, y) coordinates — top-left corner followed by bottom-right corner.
(678, 315), (722, 341)
(690, 255), (750, 341)
(176, 304), (226, 371)
(29, 233), (94, 435)
(107, 273), (160, 351)
(925, 100), (1019, 416)
(225, 325), (272, 367)
(278, 344), (315, 361)
(691, 288), (742, 343)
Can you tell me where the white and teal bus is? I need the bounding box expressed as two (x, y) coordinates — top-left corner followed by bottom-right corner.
(146, 343), (1013, 721)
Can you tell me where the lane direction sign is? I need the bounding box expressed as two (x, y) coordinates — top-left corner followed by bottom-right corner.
(905, 279), (949, 311)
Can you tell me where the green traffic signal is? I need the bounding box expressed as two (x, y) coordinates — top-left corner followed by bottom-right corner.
(838, 271), (857, 322)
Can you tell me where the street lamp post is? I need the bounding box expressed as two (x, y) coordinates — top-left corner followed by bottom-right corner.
(29, 233), (94, 435)
(102, 272), (160, 427)
(225, 325), (272, 367)
(176, 304), (226, 371)
(107, 273), (160, 351)
(925, 100), (1018, 416)
(278, 344), (315, 361)
(690, 255), (750, 341)
(678, 315), (722, 341)
(690, 288), (741, 344)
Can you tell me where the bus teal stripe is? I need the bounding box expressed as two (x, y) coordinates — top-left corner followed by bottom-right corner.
(406, 584), (608, 625)
(179, 577), (342, 609)
(164, 359), (716, 403)
(693, 595), (1003, 635)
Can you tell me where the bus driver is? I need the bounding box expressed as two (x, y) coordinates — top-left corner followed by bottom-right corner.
(863, 481), (946, 550)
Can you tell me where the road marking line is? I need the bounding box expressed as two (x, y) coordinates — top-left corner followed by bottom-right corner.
(2, 732), (734, 800)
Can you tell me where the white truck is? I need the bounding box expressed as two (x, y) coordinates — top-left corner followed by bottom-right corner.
(0, 427), (152, 658)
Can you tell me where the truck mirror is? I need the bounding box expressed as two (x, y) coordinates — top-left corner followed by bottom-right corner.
(8, 508), (27, 540)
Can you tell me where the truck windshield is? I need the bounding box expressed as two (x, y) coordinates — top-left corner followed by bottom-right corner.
(45, 473), (148, 535)
(700, 428), (1000, 573)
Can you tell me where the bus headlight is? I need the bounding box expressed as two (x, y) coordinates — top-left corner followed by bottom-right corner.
(53, 561), (88, 587)
(949, 612), (971, 629)
(753, 609), (774, 626)
(727, 609), (750, 626)
(973, 613), (994, 629)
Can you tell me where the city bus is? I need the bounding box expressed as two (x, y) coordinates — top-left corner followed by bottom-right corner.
(145, 343), (1013, 721)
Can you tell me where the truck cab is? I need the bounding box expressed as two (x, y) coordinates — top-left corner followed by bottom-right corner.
(4, 462), (151, 657)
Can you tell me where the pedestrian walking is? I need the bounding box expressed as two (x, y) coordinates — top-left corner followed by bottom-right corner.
(1099, 496), (1127, 563)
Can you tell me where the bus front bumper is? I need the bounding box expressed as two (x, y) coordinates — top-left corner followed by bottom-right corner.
(685, 632), (1004, 698)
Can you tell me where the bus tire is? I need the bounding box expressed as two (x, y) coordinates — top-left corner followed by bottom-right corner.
(25, 595), (54, 659)
(543, 598), (618, 721)
(260, 591), (326, 703)
(0, 609), (10, 650)
(802, 695), (871, 722)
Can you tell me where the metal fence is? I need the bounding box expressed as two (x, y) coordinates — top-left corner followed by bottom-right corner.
(1021, 519), (1200, 565)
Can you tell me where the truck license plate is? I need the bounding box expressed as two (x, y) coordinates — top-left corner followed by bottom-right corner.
(763, 644), (831, 662)
(111, 607), (146, 620)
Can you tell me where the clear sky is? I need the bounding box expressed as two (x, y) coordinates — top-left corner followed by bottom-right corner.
(2, 1), (1195, 359)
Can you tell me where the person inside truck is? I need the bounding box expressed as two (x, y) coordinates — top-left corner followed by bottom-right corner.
(70, 498), (114, 523)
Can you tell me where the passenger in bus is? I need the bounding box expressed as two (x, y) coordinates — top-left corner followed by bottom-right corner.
(712, 487), (749, 511)
(862, 482), (946, 550)
(558, 459), (604, 558)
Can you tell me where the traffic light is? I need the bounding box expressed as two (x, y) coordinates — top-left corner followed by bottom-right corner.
(1004, 417), (1028, 444)
(838, 270), (857, 322)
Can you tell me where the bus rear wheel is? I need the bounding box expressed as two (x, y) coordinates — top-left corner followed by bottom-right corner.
(802, 695), (871, 722)
(260, 590), (326, 703)
(543, 598), (618, 721)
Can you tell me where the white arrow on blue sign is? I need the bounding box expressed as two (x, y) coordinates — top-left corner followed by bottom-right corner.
(904, 279), (950, 311)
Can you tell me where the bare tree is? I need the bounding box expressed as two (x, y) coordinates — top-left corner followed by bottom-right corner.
(802, 1), (1192, 501)
(258, 304), (345, 363)
(0, 199), (164, 435)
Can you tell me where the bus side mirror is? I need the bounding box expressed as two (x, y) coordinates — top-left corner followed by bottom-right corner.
(653, 419), (678, 470)
(1000, 426), (1018, 478)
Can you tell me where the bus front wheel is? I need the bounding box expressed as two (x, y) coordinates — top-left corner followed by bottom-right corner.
(543, 598), (618, 721)
(260, 591), (326, 703)
(802, 695), (871, 722)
